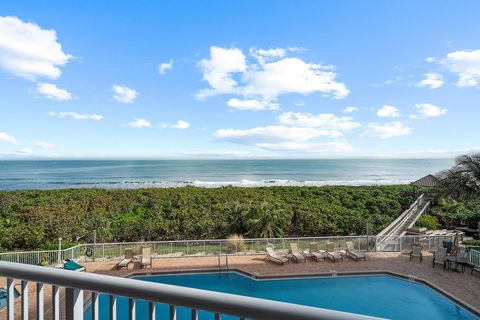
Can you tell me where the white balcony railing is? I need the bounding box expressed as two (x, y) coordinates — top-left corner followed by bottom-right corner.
(0, 261), (385, 320)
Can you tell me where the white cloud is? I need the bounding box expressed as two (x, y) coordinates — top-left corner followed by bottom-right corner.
(442, 49), (480, 87)
(215, 125), (342, 145)
(35, 141), (54, 149)
(343, 106), (358, 113)
(196, 46), (247, 99)
(112, 85), (138, 103)
(277, 112), (361, 131)
(426, 57), (436, 63)
(160, 120), (190, 129)
(128, 118), (151, 128)
(48, 112), (103, 121)
(362, 122), (412, 139)
(377, 105), (401, 118)
(254, 141), (355, 153)
(415, 103), (447, 117)
(215, 125), (355, 153)
(36, 83), (72, 100)
(249, 47), (286, 64)
(416, 73), (444, 89)
(0, 16), (72, 80)
(196, 46), (349, 108)
(242, 57), (349, 99)
(158, 60), (173, 75)
(227, 98), (279, 111)
(0, 132), (20, 144)
(16, 147), (33, 155)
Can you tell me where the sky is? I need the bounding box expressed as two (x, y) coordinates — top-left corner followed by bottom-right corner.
(0, 1), (479, 159)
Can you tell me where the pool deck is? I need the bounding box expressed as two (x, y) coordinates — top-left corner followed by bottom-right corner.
(2, 251), (480, 319)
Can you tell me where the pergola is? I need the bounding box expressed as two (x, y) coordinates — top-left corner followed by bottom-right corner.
(410, 174), (440, 194)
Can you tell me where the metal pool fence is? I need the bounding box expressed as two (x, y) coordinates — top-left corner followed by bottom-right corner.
(0, 234), (461, 266)
(468, 249), (480, 267)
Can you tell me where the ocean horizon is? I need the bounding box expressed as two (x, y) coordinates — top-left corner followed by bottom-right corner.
(0, 158), (454, 190)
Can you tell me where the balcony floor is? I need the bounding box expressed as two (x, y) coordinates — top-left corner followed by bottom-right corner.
(2, 251), (480, 319)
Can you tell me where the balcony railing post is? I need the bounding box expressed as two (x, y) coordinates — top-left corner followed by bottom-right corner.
(170, 305), (176, 320)
(36, 282), (44, 320)
(7, 278), (14, 320)
(191, 309), (198, 320)
(92, 292), (99, 320)
(65, 288), (83, 320)
(149, 301), (156, 320)
(129, 298), (136, 320)
(109, 295), (117, 320)
(52, 285), (60, 320)
(21, 280), (28, 320)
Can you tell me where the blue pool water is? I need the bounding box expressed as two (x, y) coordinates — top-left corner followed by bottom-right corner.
(84, 273), (478, 320)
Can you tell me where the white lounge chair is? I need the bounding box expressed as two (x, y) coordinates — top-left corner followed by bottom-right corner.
(346, 241), (366, 261)
(326, 242), (343, 262)
(309, 242), (325, 261)
(140, 247), (152, 268)
(290, 243), (306, 263)
(116, 248), (134, 270)
(266, 246), (289, 265)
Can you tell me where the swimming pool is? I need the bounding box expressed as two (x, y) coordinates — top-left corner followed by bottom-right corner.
(84, 272), (478, 320)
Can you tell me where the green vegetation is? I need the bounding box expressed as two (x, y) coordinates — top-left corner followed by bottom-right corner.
(425, 153), (480, 231)
(0, 186), (414, 251)
(438, 153), (480, 200)
(415, 215), (440, 230)
(429, 198), (480, 229)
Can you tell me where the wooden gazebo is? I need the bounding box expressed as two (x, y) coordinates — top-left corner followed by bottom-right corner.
(410, 174), (439, 195)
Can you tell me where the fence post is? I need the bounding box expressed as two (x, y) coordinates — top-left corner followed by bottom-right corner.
(57, 238), (62, 265)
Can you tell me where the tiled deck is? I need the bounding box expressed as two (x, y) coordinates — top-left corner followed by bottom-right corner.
(2, 252), (480, 319)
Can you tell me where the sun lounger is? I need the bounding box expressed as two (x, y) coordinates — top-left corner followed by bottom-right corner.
(266, 246), (289, 265)
(410, 244), (423, 262)
(116, 248), (134, 270)
(290, 243), (306, 263)
(432, 247), (446, 269)
(326, 242), (343, 262)
(140, 247), (152, 268)
(309, 242), (325, 261)
(63, 259), (86, 272)
(346, 241), (366, 261)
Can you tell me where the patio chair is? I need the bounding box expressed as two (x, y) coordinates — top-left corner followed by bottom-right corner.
(63, 259), (86, 272)
(290, 243), (306, 263)
(309, 242), (325, 261)
(410, 244), (423, 262)
(266, 246), (289, 265)
(346, 241), (366, 261)
(116, 248), (134, 270)
(326, 242), (343, 262)
(432, 247), (447, 269)
(140, 247), (152, 269)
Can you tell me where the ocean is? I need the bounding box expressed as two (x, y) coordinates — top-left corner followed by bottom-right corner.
(0, 159), (454, 190)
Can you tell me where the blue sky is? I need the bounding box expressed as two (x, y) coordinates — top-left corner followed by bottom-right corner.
(0, 1), (479, 159)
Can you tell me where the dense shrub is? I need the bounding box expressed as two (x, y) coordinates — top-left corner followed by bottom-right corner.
(415, 215), (440, 230)
(0, 186), (415, 250)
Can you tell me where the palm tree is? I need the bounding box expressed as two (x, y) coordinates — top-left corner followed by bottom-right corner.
(439, 153), (480, 199)
(246, 203), (290, 238)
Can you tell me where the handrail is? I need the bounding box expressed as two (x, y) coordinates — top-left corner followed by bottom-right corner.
(377, 194), (428, 237)
(0, 261), (384, 320)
